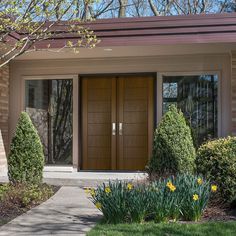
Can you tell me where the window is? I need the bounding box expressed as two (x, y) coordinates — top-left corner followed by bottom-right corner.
(162, 75), (218, 145)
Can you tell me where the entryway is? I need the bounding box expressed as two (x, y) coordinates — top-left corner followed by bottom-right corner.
(81, 74), (154, 171)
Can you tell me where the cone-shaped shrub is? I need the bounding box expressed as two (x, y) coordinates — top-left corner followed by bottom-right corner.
(148, 105), (196, 178)
(8, 112), (44, 184)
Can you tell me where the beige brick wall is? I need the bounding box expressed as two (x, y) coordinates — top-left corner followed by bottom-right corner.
(0, 64), (9, 174)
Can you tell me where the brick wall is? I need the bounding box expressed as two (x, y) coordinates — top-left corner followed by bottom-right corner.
(0, 64), (9, 174)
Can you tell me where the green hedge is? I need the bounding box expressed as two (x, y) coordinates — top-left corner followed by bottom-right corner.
(196, 136), (236, 204)
(148, 105), (196, 178)
(8, 112), (44, 184)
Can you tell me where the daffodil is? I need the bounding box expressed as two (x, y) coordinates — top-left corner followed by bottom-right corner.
(193, 194), (199, 201)
(166, 181), (176, 192)
(211, 185), (217, 192)
(95, 202), (102, 209)
(90, 188), (96, 197)
(105, 187), (111, 194)
(127, 183), (133, 190)
(85, 187), (90, 194)
(197, 178), (203, 185)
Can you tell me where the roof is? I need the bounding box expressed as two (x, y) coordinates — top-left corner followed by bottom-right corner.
(31, 13), (236, 48)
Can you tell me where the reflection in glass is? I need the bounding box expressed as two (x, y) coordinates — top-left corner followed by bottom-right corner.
(163, 75), (218, 145)
(25, 79), (73, 165)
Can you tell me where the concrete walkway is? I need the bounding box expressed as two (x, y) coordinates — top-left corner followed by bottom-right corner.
(0, 186), (102, 236)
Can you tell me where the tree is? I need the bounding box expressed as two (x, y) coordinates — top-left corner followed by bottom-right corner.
(8, 112), (44, 184)
(0, 0), (98, 68)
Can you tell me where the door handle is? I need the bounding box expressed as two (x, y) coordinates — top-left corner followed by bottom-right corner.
(119, 123), (123, 136)
(112, 123), (116, 136)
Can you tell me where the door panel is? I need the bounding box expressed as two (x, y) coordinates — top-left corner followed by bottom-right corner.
(82, 75), (153, 171)
(82, 77), (116, 170)
(118, 76), (154, 170)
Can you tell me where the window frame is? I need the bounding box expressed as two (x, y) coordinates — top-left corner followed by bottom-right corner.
(156, 71), (222, 137)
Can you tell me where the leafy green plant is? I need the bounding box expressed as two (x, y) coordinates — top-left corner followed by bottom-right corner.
(147, 105), (196, 178)
(0, 184), (10, 200)
(87, 174), (213, 224)
(8, 112), (44, 184)
(196, 136), (236, 204)
(1, 183), (53, 208)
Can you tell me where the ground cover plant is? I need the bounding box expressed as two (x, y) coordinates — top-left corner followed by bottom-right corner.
(0, 183), (57, 226)
(86, 174), (217, 224)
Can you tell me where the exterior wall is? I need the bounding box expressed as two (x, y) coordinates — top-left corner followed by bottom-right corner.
(0, 65), (9, 174)
(9, 53), (232, 169)
(232, 51), (236, 135)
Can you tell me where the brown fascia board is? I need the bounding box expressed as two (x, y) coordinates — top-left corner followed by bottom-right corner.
(25, 13), (236, 48)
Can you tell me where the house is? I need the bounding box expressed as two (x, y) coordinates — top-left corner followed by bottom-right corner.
(0, 13), (236, 172)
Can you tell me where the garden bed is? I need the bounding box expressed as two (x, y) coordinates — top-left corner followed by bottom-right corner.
(0, 183), (59, 226)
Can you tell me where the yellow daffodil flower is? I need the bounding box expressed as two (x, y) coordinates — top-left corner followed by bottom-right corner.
(197, 178), (203, 185)
(127, 183), (133, 190)
(211, 185), (217, 192)
(105, 187), (111, 194)
(193, 194), (199, 201)
(95, 202), (102, 209)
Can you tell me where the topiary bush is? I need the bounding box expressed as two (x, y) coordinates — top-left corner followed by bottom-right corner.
(196, 136), (236, 204)
(147, 105), (196, 178)
(8, 112), (44, 184)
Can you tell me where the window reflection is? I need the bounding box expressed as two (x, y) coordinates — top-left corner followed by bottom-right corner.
(163, 75), (218, 146)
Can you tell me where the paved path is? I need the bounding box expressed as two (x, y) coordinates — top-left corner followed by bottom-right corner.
(0, 187), (102, 236)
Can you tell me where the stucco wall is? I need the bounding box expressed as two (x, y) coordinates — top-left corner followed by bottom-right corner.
(0, 64), (9, 174)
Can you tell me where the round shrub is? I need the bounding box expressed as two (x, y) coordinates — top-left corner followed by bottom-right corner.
(148, 105), (196, 178)
(196, 136), (236, 203)
(8, 112), (44, 184)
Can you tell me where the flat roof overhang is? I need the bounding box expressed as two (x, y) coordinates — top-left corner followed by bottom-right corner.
(32, 13), (236, 49)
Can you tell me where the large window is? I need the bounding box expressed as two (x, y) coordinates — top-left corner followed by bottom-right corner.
(25, 79), (73, 165)
(163, 75), (218, 145)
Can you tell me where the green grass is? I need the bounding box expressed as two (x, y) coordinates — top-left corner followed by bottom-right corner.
(87, 221), (236, 236)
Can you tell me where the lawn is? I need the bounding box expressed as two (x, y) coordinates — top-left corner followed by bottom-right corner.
(87, 221), (236, 236)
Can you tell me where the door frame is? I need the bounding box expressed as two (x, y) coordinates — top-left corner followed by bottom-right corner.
(79, 73), (156, 171)
(22, 75), (79, 169)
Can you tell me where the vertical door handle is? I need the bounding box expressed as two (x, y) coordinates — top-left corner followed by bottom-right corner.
(112, 123), (116, 136)
(119, 123), (123, 136)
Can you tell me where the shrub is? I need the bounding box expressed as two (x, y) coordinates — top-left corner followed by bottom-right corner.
(87, 174), (214, 223)
(196, 136), (236, 204)
(8, 112), (44, 184)
(147, 105), (196, 178)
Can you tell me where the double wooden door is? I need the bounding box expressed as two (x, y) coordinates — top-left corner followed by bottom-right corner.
(82, 75), (154, 170)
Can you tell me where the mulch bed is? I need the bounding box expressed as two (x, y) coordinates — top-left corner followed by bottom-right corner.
(202, 206), (236, 222)
(0, 184), (60, 226)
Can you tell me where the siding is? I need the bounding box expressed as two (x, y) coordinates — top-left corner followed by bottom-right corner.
(0, 64), (9, 173)
(232, 52), (236, 135)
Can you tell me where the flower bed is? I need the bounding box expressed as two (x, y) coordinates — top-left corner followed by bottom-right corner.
(0, 183), (58, 226)
(86, 174), (218, 224)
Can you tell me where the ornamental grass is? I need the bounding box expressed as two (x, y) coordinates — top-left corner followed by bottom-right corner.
(86, 174), (217, 224)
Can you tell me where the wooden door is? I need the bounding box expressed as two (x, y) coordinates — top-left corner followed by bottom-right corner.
(117, 76), (154, 170)
(82, 75), (154, 170)
(82, 77), (116, 170)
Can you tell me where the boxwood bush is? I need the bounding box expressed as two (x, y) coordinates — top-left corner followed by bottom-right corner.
(87, 174), (214, 224)
(196, 136), (236, 204)
(8, 112), (44, 184)
(147, 105), (196, 178)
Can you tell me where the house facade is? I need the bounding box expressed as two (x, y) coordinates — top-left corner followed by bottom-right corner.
(0, 13), (236, 172)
